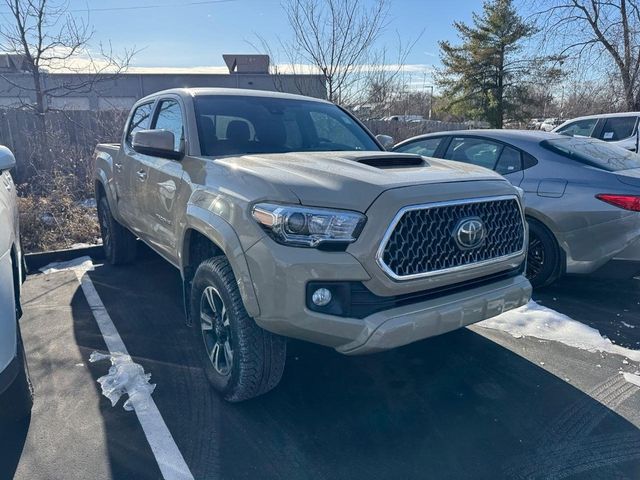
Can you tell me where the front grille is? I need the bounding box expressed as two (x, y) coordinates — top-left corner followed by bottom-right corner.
(379, 197), (525, 279)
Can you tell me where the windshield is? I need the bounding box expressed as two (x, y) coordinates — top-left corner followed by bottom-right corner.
(540, 137), (640, 171)
(194, 95), (380, 156)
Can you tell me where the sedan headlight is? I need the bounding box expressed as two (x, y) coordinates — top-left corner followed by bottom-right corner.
(252, 203), (366, 248)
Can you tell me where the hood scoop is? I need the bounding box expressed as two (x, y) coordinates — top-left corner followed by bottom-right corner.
(355, 155), (426, 169)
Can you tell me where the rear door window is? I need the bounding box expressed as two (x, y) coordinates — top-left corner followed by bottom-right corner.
(598, 116), (638, 141)
(444, 137), (502, 169)
(556, 118), (598, 137)
(394, 137), (443, 156)
(495, 146), (522, 175)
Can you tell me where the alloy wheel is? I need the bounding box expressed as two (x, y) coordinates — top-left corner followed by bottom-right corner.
(200, 286), (234, 376)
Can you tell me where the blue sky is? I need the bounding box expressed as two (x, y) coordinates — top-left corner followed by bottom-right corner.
(52, 0), (479, 75)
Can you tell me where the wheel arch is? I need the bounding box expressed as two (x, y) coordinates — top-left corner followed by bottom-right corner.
(525, 212), (566, 278)
(180, 206), (260, 319)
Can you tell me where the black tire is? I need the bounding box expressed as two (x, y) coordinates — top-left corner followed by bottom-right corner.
(97, 195), (137, 265)
(190, 257), (286, 402)
(526, 218), (562, 288)
(0, 331), (33, 422)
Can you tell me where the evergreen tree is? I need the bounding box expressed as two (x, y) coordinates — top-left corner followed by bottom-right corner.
(436, 0), (540, 128)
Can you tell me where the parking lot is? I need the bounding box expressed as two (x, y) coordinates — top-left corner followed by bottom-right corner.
(1, 246), (639, 480)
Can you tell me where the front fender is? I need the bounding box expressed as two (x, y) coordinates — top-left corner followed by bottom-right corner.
(181, 204), (261, 318)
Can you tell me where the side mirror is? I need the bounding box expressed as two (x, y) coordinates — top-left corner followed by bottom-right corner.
(132, 129), (182, 160)
(376, 134), (395, 150)
(0, 145), (16, 172)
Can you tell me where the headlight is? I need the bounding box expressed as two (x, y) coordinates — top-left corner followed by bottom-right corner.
(251, 203), (366, 248)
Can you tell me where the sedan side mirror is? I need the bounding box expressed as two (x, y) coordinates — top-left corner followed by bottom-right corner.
(132, 129), (182, 160)
(0, 145), (16, 172)
(376, 134), (395, 150)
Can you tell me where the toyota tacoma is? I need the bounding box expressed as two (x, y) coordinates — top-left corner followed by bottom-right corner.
(94, 88), (531, 401)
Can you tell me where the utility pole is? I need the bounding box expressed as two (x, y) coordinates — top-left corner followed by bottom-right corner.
(426, 85), (434, 120)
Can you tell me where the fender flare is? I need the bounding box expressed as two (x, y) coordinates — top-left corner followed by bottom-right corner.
(94, 153), (122, 222)
(181, 204), (261, 318)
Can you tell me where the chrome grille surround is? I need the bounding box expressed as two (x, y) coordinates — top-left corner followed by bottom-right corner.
(376, 195), (526, 281)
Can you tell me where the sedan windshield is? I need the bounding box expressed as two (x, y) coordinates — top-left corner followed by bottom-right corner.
(540, 137), (640, 171)
(194, 95), (380, 156)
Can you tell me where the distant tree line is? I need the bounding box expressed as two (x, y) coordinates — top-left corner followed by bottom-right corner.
(436, 0), (640, 127)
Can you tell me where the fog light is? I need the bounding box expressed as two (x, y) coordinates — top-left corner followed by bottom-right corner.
(311, 288), (332, 306)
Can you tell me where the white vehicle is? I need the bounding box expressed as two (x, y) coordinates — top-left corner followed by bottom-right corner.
(553, 112), (640, 152)
(0, 146), (32, 421)
(540, 118), (563, 131)
(384, 115), (424, 122)
(528, 118), (544, 129)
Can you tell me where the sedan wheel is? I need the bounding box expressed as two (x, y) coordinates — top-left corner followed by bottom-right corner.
(525, 218), (561, 288)
(526, 233), (545, 280)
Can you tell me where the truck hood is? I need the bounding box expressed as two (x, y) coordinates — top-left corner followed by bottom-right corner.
(217, 151), (506, 211)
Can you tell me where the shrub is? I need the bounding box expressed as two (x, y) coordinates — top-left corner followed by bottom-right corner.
(17, 173), (100, 253)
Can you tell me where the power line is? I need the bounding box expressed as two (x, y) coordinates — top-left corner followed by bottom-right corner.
(70, 0), (236, 13)
(0, 0), (236, 15)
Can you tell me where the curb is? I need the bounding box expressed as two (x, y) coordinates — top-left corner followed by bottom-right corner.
(25, 245), (104, 272)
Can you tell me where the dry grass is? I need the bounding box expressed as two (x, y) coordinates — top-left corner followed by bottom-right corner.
(17, 172), (100, 253)
(7, 111), (125, 253)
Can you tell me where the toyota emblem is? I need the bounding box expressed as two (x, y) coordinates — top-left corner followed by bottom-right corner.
(454, 217), (485, 249)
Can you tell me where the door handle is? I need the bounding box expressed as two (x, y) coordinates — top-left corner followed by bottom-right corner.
(137, 170), (147, 181)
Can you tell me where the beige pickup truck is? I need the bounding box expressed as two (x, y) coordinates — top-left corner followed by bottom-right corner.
(94, 88), (531, 401)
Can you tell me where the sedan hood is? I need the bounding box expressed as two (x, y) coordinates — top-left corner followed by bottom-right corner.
(219, 151), (505, 211)
(615, 168), (640, 188)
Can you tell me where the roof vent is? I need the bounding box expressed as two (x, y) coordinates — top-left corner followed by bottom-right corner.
(223, 54), (270, 74)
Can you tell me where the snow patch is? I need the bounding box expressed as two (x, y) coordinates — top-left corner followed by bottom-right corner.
(89, 351), (156, 411)
(78, 197), (97, 209)
(70, 242), (102, 249)
(478, 301), (640, 362)
(623, 372), (640, 388)
(39, 256), (94, 275)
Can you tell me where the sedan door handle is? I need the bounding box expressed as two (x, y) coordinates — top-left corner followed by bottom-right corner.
(137, 170), (147, 181)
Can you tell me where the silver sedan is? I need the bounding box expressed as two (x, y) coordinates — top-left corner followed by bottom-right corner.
(0, 146), (32, 422)
(393, 130), (640, 287)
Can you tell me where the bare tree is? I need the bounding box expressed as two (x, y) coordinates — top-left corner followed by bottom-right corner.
(536, 0), (640, 110)
(281, 0), (389, 103)
(0, 0), (136, 114)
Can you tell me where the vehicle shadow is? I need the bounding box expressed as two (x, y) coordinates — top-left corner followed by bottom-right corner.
(0, 415), (30, 480)
(72, 253), (640, 480)
(534, 274), (640, 349)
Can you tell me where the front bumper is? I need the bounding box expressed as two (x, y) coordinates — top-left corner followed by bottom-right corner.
(244, 238), (531, 354)
(337, 274), (531, 354)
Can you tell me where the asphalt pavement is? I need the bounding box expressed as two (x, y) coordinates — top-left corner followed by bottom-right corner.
(1, 248), (639, 480)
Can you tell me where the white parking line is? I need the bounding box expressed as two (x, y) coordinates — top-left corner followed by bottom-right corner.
(42, 257), (195, 480)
